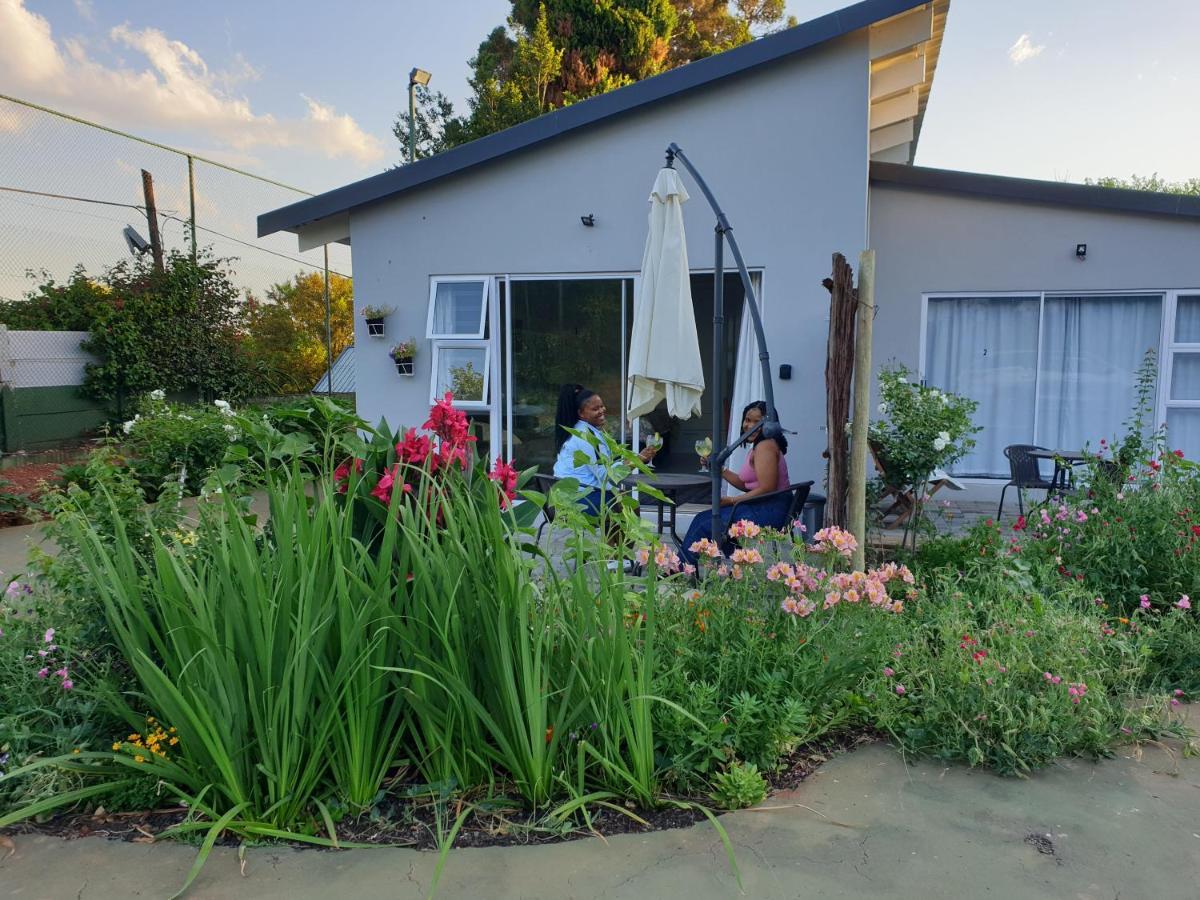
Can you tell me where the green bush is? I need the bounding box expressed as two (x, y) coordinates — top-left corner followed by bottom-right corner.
(869, 558), (1182, 774)
(120, 395), (237, 496)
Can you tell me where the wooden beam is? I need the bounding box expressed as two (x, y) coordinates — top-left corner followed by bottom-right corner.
(848, 249), (876, 571)
(870, 119), (915, 155)
(871, 52), (926, 101)
(869, 4), (933, 60)
(871, 142), (912, 164)
(869, 90), (918, 130)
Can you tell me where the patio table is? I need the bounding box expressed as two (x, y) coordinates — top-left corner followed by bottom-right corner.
(620, 472), (710, 545)
(1027, 448), (1090, 495)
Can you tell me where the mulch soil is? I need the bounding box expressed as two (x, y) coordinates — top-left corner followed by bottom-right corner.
(1, 731), (877, 851)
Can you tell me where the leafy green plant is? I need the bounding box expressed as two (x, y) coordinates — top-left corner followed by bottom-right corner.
(708, 762), (768, 810)
(120, 396), (237, 496)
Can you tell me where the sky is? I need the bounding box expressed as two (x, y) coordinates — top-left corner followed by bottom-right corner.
(3, 0), (1198, 195)
(1, 0), (1197, 302)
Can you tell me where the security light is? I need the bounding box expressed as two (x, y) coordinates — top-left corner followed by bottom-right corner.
(123, 225), (151, 256)
(1075, 243), (1087, 260)
(409, 68), (432, 87)
(580, 214), (596, 227)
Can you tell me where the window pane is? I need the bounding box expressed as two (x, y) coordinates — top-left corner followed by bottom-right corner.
(1037, 295), (1161, 451)
(1175, 295), (1200, 343)
(431, 281), (485, 336)
(1167, 408), (1200, 460)
(1171, 353), (1200, 400)
(434, 346), (487, 402)
(926, 297), (1040, 476)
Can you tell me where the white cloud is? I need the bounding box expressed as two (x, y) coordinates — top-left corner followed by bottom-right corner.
(1008, 34), (1045, 66)
(0, 0), (384, 165)
(72, 0), (94, 22)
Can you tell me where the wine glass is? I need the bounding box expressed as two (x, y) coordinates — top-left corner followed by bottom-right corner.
(644, 432), (664, 468)
(695, 436), (713, 472)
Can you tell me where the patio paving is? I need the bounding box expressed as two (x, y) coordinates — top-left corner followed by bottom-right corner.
(3, 707), (1196, 899)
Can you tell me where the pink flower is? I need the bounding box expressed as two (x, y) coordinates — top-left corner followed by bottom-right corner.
(682, 563), (696, 576)
(488, 457), (520, 506)
(1175, 689), (1185, 697)
(998, 665), (1007, 673)
(54, 667), (68, 678)
(36, 667), (49, 679)
(689, 538), (721, 559)
(1140, 595), (1151, 609)
(727, 519), (762, 539)
(894, 684), (906, 696)
(1171, 698), (1181, 708)
(1177, 595), (1192, 610)
(43, 628), (55, 643)
(730, 547), (764, 565)
(61, 679), (73, 691)
(882, 666), (895, 677)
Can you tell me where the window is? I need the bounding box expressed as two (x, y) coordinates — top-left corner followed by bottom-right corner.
(430, 342), (489, 408)
(1165, 295), (1200, 458)
(427, 278), (488, 339)
(925, 293), (1163, 476)
(428, 277), (492, 410)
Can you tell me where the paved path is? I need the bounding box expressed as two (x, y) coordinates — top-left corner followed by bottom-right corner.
(4, 711), (1197, 899)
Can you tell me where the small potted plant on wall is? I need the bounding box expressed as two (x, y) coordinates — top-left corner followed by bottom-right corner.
(362, 305), (395, 337)
(390, 337), (418, 376)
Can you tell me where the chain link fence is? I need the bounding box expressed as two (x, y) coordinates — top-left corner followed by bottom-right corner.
(0, 93), (351, 390)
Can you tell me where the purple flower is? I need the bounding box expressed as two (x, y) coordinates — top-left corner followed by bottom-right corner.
(61, 679), (74, 691)
(882, 666), (895, 677)
(1140, 595), (1151, 609)
(43, 628), (55, 643)
(1177, 595), (1192, 610)
(36, 667), (49, 679)
(894, 684), (906, 696)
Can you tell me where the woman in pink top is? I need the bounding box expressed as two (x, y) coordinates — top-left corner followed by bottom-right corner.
(681, 401), (792, 564)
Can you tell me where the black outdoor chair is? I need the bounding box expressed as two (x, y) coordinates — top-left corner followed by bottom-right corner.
(998, 444), (1054, 519)
(720, 480), (814, 554)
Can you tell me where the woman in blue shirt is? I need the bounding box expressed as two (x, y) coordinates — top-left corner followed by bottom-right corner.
(552, 383), (655, 517)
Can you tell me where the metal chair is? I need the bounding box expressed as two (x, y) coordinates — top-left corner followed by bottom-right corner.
(531, 473), (559, 544)
(998, 444), (1054, 518)
(723, 481), (815, 552)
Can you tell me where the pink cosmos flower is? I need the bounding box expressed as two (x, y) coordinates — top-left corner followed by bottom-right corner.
(894, 684), (906, 696)
(1140, 595), (1152, 609)
(62, 679), (73, 691)
(882, 666), (895, 677)
(36, 667), (49, 679)
(44, 628), (55, 643)
(1177, 595), (1192, 610)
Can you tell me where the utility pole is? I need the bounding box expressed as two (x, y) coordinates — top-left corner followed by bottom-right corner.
(141, 169), (164, 273)
(323, 245), (334, 397)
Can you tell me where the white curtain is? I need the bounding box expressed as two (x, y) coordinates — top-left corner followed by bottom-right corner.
(432, 281), (485, 335)
(1167, 408), (1200, 458)
(1036, 295), (1161, 451)
(726, 282), (764, 493)
(1171, 354), (1200, 400)
(926, 297), (1040, 476)
(1174, 295), (1200, 343)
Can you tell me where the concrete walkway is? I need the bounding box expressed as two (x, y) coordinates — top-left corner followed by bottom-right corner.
(4, 710), (1197, 899)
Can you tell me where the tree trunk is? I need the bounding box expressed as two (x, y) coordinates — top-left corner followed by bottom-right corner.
(823, 253), (857, 528)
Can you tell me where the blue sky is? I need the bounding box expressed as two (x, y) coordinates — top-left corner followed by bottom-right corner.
(3, 0), (1197, 195)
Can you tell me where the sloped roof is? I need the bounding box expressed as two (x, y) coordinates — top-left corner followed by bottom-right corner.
(312, 345), (355, 394)
(871, 162), (1200, 220)
(260, 0), (939, 238)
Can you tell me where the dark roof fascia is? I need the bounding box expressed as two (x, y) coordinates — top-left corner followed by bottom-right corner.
(871, 161), (1200, 220)
(259, 0), (929, 237)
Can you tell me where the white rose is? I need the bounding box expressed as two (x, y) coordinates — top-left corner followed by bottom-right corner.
(929, 389), (940, 399)
(122, 419), (135, 434)
(223, 423), (238, 441)
(878, 402), (889, 415)
(938, 431), (950, 442)
(897, 375), (908, 384)
(149, 389), (165, 401)
(933, 437), (948, 452)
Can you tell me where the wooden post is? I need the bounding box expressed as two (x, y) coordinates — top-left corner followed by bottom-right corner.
(822, 253), (857, 527)
(141, 169), (164, 273)
(323, 245), (334, 397)
(848, 249), (875, 570)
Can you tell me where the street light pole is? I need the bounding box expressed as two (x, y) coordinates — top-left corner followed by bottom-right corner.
(408, 67), (432, 164)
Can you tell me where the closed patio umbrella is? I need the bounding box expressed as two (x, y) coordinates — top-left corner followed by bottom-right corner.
(627, 167), (704, 421)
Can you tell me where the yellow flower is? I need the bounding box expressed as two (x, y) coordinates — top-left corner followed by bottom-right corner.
(112, 742), (122, 751)
(169, 737), (179, 746)
(128, 733), (140, 741)
(134, 755), (146, 764)
(72, 748), (81, 754)
(169, 727), (176, 734)
(146, 716), (156, 724)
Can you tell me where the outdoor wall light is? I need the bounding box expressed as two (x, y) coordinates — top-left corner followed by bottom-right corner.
(1075, 243), (1087, 260)
(409, 68), (432, 87)
(581, 214), (596, 227)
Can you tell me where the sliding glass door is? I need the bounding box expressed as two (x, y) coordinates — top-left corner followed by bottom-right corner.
(501, 278), (632, 473)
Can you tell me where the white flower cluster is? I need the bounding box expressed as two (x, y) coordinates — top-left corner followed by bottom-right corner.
(149, 388), (165, 401)
(214, 399), (234, 417)
(933, 430), (951, 452)
(121, 414), (141, 435)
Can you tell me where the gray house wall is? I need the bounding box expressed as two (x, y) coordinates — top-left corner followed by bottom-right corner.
(348, 31), (872, 479)
(868, 182), (1200, 488)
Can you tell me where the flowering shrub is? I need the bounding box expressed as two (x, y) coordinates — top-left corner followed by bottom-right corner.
(869, 560), (1187, 773)
(869, 365), (979, 491)
(120, 394), (238, 495)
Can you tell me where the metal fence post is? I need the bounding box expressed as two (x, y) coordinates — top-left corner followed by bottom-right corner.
(187, 155), (197, 261)
(323, 245), (333, 397)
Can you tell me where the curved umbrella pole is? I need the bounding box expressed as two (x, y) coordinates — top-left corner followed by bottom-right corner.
(666, 143), (780, 546)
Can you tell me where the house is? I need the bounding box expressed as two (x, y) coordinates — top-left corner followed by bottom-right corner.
(259, 0), (1200, 491)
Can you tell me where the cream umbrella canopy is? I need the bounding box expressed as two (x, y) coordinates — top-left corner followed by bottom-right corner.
(627, 166), (705, 421)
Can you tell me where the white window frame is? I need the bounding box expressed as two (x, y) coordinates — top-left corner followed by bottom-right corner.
(430, 340), (491, 411)
(426, 276), (490, 340)
(920, 289), (1170, 478)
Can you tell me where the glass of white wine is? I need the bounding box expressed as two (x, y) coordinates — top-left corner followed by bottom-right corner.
(644, 432), (664, 468)
(695, 436), (713, 472)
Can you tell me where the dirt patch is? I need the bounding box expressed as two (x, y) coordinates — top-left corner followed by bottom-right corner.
(1, 732), (872, 851)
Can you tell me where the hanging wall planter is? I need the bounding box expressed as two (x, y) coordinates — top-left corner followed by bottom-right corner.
(361, 305), (396, 338)
(390, 338), (418, 377)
